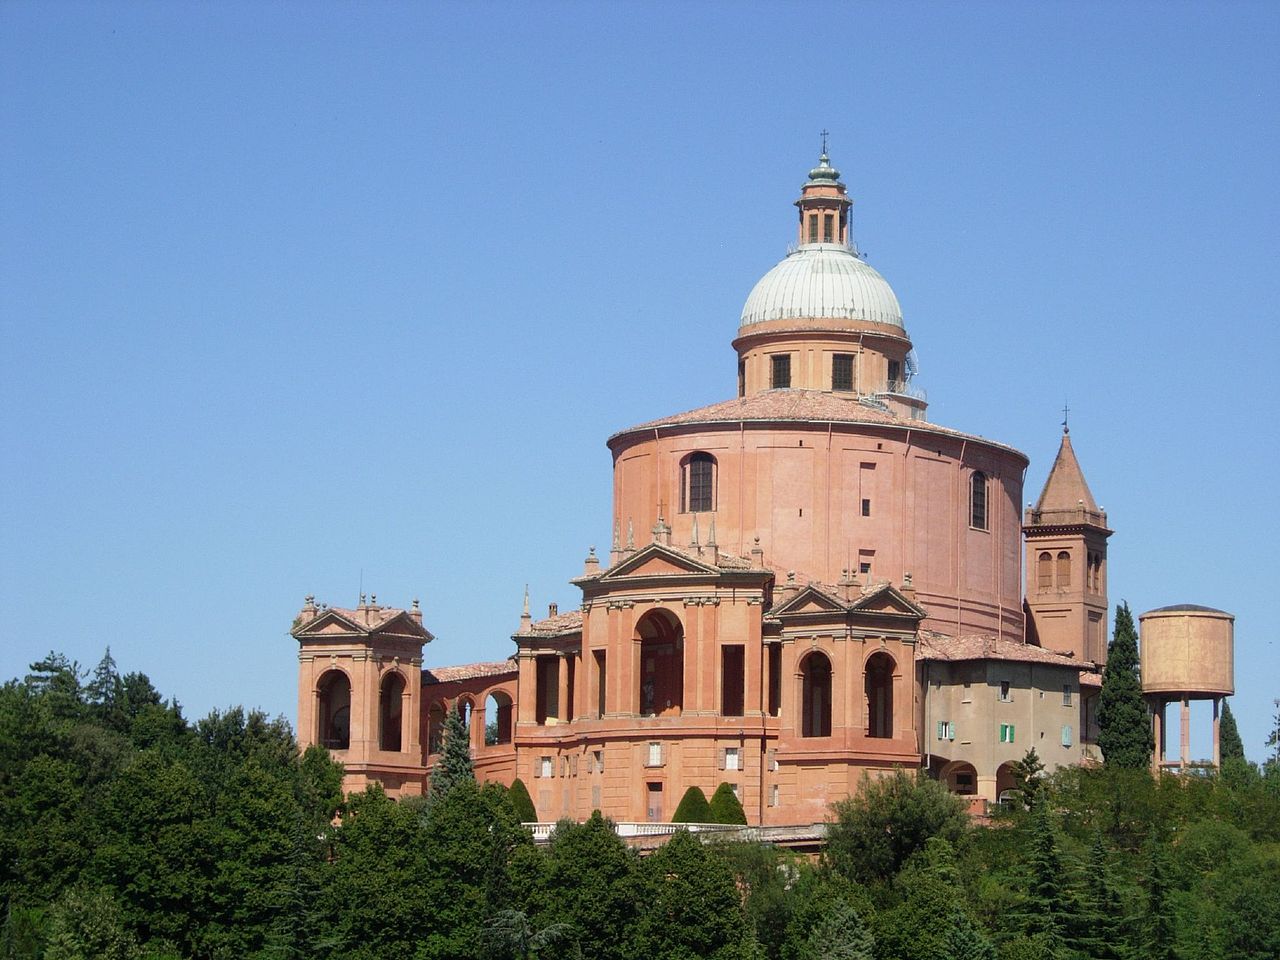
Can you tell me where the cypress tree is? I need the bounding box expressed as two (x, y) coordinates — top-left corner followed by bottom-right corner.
(708, 782), (748, 825)
(430, 706), (473, 799)
(508, 778), (537, 822)
(1219, 699), (1244, 762)
(1139, 835), (1176, 960)
(672, 786), (712, 823)
(1097, 603), (1152, 769)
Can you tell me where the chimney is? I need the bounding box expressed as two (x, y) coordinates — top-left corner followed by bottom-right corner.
(548, 602), (559, 617)
(583, 546), (600, 577)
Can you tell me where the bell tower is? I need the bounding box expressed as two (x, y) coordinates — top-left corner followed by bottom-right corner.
(293, 595), (433, 797)
(1023, 427), (1112, 664)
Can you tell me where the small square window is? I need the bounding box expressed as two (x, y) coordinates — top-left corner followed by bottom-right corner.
(999, 681), (1012, 702)
(859, 562), (871, 574)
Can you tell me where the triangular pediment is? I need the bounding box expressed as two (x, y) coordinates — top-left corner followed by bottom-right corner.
(295, 609), (365, 637)
(600, 543), (720, 580)
(771, 585), (847, 617)
(849, 584), (927, 619)
(293, 608), (432, 642)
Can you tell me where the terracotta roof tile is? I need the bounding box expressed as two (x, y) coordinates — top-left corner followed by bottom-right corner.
(918, 632), (1093, 669)
(1079, 671), (1104, 687)
(424, 660), (517, 684)
(525, 609), (584, 637)
(609, 390), (1026, 459)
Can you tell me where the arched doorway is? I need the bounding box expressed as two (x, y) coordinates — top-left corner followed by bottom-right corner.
(637, 610), (683, 716)
(317, 670), (351, 750)
(379, 671), (405, 752)
(484, 691), (513, 745)
(996, 762), (1018, 804)
(865, 652), (895, 739)
(800, 651), (832, 738)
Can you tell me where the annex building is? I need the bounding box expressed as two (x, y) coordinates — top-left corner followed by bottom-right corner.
(292, 149), (1122, 824)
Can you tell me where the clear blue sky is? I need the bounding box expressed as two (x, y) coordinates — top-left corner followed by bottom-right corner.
(3, 2), (1277, 761)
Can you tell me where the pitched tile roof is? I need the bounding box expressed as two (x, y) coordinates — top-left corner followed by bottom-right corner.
(525, 609), (584, 637)
(1033, 429), (1100, 514)
(609, 390), (1026, 459)
(917, 631), (1093, 669)
(424, 660), (517, 684)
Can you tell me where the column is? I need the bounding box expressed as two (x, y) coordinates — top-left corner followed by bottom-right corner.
(1212, 697), (1221, 770)
(1151, 698), (1163, 775)
(516, 653), (537, 724)
(1179, 695), (1191, 772)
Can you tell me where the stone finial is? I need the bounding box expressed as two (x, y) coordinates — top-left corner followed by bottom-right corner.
(625, 518), (635, 551)
(690, 513), (700, 550)
(584, 546), (600, 576)
(519, 585), (532, 634)
(409, 597), (423, 623)
(707, 515), (717, 549)
(751, 535), (764, 566)
(612, 519), (620, 550)
(901, 572), (915, 599)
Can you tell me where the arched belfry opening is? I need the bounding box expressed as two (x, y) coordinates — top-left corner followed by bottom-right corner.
(636, 610), (683, 716)
(865, 652), (895, 739)
(317, 670), (351, 750)
(379, 671), (406, 752)
(800, 650), (833, 738)
(484, 691), (513, 745)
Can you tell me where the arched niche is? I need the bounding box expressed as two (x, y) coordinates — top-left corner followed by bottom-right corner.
(800, 650), (832, 738)
(379, 671), (406, 752)
(317, 670), (351, 750)
(865, 651), (895, 739)
(484, 690), (513, 745)
(636, 609), (683, 716)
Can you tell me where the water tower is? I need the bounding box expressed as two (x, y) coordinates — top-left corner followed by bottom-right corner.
(1139, 605), (1234, 773)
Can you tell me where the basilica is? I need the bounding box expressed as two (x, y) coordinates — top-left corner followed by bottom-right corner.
(292, 149), (1115, 824)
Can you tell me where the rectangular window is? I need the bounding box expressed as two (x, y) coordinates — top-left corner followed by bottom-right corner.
(594, 650), (607, 717)
(561, 757), (569, 777)
(936, 720), (955, 741)
(887, 359), (901, 389)
(647, 782), (663, 823)
(767, 644), (782, 717)
(1061, 725), (1073, 747)
(1063, 685), (1073, 706)
(721, 646), (745, 717)
(770, 784), (780, 807)
(999, 681), (1012, 702)
(832, 353), (854, 392)
(738, 359), (746, 398)
(725, 747), (740, 771)
(768, 749), (778, 772)
(962, 682), (972, 703)
(647, 741), (663, 767)
(822, 213), (834, 242)
(594, 749), (604, 773)
(808, 213), (819, 244)
(1000, 723), (1016, 744)
(539, 756), (553, 778)
(591, 785), (601, 809)
(536, 655), (559, 724)
(859, 548), (875, 577)
(861, 498), (871, 517)
(771, 353), (791, 388)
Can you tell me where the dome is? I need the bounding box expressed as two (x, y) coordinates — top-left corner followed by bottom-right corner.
(739, 243), (904, 329)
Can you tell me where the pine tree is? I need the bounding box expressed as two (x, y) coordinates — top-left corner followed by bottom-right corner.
(1010, 748), (1046, 810)
(1073, 831), (1128, 960)
(508, 778), (537, 822)
(1139, 835), (1176, 960)
(1097, 603), (1152, 769)
(1019, 803), (1078, 957)
(708, 782), (748, 825)
(1218, 699), (1244, 762)
(796, 899), (875, 960)
(672, 785), (712, 823)
(1266, 699), (1280, 771)
(87, 648), (125, 731)
(430, 706), (473, 799)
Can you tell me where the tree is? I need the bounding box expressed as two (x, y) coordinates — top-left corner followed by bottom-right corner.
(825, 769), (967, 884)
(480, 909), (580, 960)
(1219, 699), (1244, 762)
(1097, 603), (1152, 769)
(708, 783), (747, 825)
(430, 707), (473, 799)
(43, 886), (139, 960)
(1072, 832), (1128, 960)
(1266, 698), (1280, 772)
(1018, 803), (1075, 956)
(795, 899), (874, 960)
(508, 778), (537, 823)
(1139, 835), (1176, 960)
(1010, 748), (1046, 810)
(672, 785), (712, 823)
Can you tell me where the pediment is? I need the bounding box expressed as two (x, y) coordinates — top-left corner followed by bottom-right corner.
(293, 609), (432, 642)
(601, 543), (719, 580)
(772, 585), (846, 617)
(850, 585), (927, 619)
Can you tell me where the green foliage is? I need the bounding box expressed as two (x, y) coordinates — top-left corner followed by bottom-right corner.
(43, 886), (139, 960)
(672, 785), (712, 822)
(825, 769), (967, 884)
(508, 777), (537, 822)
(1009, 748), (1045, 810)
(1218, 699), (1244, 762)
(1097, 603), (1152, 769)
(708, 782), (747, 824)
(1139, 835), (1176, 960)
(1267, 698), (1280, 772)
(430, 706), (474, 799)
(795, 898), (874, 960)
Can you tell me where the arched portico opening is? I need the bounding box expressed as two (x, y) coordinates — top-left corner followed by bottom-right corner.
(317, 670), (351, 750)
(427, 702), (445, 755)
(637, 610), (683, 716)
(484, 691), (513, 745)
(800, 650), (832, 738)
(379, 671), (406, 752)
(865, 652), (895, 739)
(996, 761), (1018, 804)
(941, 760), (978, 796)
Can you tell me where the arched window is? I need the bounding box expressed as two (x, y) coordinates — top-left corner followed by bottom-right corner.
(1057, 551), (1071, 588)
(865, 652), (895, 739)
(637, 610), (684, 716)
(379, 671), (405, 752)
(317, 670), (351, 750)
(970, 471), (988, 530)
(681, 453), (716, 513)
(1037, 552), (1053, 590)
(800, 652), (832, 738)
(484, 691), (513, 745)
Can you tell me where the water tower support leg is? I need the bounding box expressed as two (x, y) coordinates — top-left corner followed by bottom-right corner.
(1212, 696), (1221, 770)
(1179, 695), (1191, 772)
(1151, 698), (1163, 775)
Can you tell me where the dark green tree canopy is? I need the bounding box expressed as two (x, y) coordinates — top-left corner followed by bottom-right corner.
(430, 705), (474, 799)
(508, 777), (537, 823)
(673, 785), (712, 823)
(1218, 699), (1244, 762)
(1097, 603), (1152, 769)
